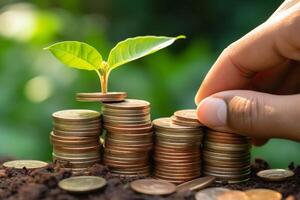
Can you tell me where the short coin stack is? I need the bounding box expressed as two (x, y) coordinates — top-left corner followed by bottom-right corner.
(102, 99), (153, 177)
(153, 114), (204, 184)
(50, 110), (102, 174)
(203, 130), (251, 183)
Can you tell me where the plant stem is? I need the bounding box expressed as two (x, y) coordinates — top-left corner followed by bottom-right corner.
(101, 72), (108, 93)
(96, 69), (108, 93)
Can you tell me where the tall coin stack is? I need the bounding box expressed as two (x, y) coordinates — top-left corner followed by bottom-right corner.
(203, 129), (251, 183)
(153, 112), (204, 184)
(102, 99), (153, 177)
(50, 110), (102, 174)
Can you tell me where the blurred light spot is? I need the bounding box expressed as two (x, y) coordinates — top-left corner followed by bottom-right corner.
(0, 3), (35, 41)
(25, 76), (53, 103)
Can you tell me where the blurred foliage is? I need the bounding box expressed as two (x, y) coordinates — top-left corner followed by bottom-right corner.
(0, 0), (298, 168)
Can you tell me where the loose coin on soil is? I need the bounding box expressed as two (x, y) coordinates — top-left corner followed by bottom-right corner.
(3, 160), (48, 169)
(130, 179), (176, 195)
(217, 191), (249, 200)
(58, 176), (107, 193)
(76, 92), (127, 102)
(257, 169), (294, 182)
(195, 187), (231, 200)
(176, 176), (215, 192)
(245, 189), (282, 200)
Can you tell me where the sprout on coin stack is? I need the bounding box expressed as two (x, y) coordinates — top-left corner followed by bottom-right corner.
(153, 109), (204, 184)
(202, 130), (252, 183)
(50, 110), (102, 174)
(44, 35), (185, 102)
(102, 99), (153, 177)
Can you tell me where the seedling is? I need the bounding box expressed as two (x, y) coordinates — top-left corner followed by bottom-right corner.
(44, 35), (185, 93)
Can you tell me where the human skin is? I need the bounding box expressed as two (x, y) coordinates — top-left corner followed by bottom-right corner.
(195, 0), (300, 145)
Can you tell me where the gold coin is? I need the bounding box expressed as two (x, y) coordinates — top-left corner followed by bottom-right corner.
(155, 169), (200, 177)
(53, 145), (101, 153)
(103, 99), (150, 110)
(176, 176), (215, 193)
(154, 172), (200, 181)
(203, 150), (250, 158)
(58, 176), (106, 193)
(77, 92), (127, 98)
(52, 119), (100, 125)
(218, 191), (249, 200)
(53, 129), (100, 137)
(130, 179), (176, 195)
(53, 151), (100, 158)
(52, 153), (100, 161)
(76, 92), (127, 102)
(104, 121), (151, 129)
(53, 123), (101, 132)
(3, 160), (48, 169)
(102, 107), (150, 116)
(50, 132), (99, 141)
(195, 187), (231, 200)
(207, 130), (249, 139)
(256, 169), (294, 182)
(171, 115), (202, 127)
(103, 125), (153, 133)
(52, 110), (100, 122)
(153, 118), (200, 131)
(173, 109), (200, 123)
(245, 189), (282, 200)
(203, 170), (250, 180)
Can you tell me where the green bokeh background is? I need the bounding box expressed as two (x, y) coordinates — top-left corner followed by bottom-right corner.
(0, 0), (298, 168)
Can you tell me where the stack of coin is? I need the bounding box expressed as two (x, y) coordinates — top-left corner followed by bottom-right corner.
(203, 129), (251, 183)
(153, 117), (204, 184)
(50, 110), (102, 174)
(102, 99), (153, 177)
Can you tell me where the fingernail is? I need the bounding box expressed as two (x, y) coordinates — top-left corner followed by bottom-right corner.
(197, 97), (227, 127)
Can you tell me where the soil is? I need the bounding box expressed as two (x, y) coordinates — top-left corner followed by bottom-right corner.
(0, 158), (299, 200)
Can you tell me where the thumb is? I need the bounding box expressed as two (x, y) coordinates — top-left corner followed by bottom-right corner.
(196, 90), (300, 141)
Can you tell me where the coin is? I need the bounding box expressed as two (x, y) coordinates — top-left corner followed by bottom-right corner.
(153, 117), (200, 131)
(218, 191), (249, 200)
(103, 99), (150, 110)
(130, 179), (176, 195)
(3, 160), (48, 169)
(256, 169), (294, 182)
(58, 176), (106, 193)
(176, 176), (215, 192)
(172, 109), (203, 127)
(245, 189), (282, 200)
(52, 110), (100, 122)
(174, 109), (199, 122)
(195, 187), (231, 200)
(76, 92), (127, 102)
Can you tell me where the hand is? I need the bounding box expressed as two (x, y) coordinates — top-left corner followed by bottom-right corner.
(195, 0), (300, 145)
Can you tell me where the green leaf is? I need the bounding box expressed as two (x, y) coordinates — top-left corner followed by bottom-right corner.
(44, 41), (103, 71)
(107, 35), (186, 70)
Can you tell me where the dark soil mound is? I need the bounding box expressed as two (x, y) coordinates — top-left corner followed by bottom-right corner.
(0, 158), (299, 200)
